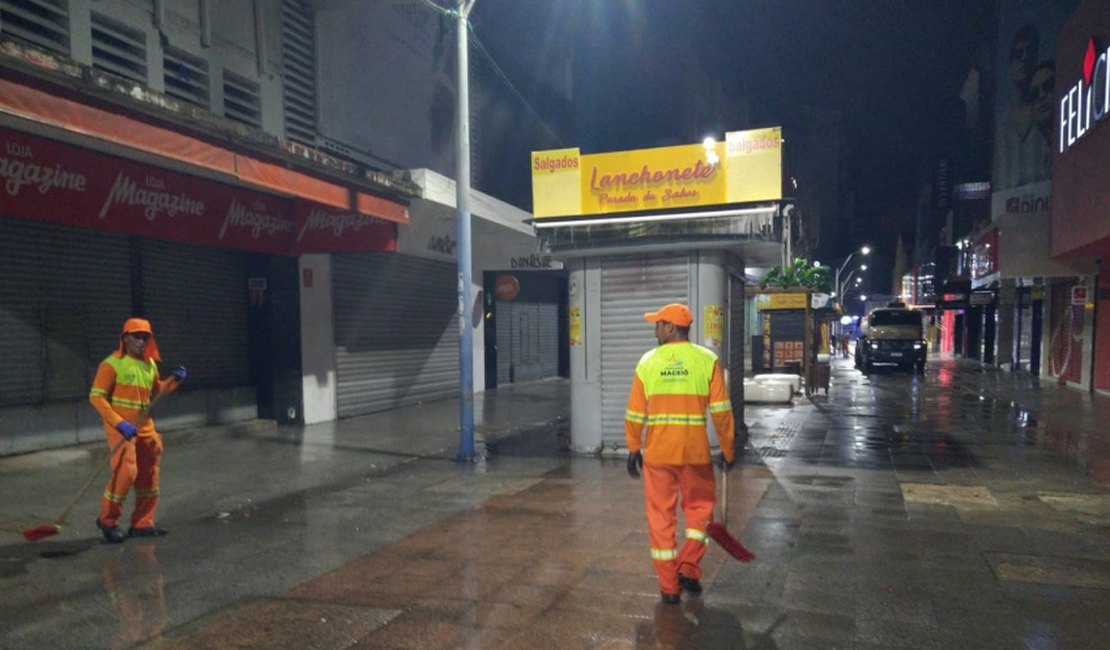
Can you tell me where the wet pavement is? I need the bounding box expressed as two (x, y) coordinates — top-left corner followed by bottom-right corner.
(2, 359), (1110, 649)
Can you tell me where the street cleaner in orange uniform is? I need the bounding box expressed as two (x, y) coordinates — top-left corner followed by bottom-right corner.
(89, 318), (185, 543)
(625, 303), (735, 604)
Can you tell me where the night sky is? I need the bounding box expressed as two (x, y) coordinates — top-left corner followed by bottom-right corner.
(473, 0), (989, 265)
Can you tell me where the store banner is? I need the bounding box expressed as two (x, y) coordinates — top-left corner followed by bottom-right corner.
(531, 127), (782, 218)
(725, 127), (783, 204)
(531, 147), (581, 218)
(580, 141), (728, 215)
(291, 200), (396, 254)
(756, 292), (808, 310)
(0, 127), (395, 255)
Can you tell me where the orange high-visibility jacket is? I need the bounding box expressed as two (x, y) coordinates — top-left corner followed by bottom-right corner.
(625, 341), (735, 465)
(89, 354), (172, 435)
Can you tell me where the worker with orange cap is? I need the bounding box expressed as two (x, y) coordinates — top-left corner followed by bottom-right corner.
(625, 303), (735, 604)
(89, 318), (186, 543)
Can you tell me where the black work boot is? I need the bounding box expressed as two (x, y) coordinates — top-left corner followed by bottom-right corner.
(678, 574), (703, 595)
(96, 518), (125, 544)
(127, 526), (169, 538)
(660, 592), (681, 605)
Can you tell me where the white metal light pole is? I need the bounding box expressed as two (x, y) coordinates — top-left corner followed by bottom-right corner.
(835, 246), (870, 305)
(455, 0), (477, 460)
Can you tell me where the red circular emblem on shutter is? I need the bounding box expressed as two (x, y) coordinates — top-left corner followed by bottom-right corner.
(495, 274), (520, 301)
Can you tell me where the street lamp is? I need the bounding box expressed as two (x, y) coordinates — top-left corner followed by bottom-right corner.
(835, 246), (870, 305)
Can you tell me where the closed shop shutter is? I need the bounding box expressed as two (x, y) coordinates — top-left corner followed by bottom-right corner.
(728, 274), (745, 420)
(0, 218), (130, 406)
(495, 274), (560, 384)
(599, 253), (689, 447)
(333, 253), (459, 417)
(140, 239), (251, 387)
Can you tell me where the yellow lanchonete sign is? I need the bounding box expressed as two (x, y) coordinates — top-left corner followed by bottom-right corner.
(531, 127), (782, 218)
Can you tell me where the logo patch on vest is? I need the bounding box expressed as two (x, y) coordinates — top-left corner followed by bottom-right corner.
(660, 356), (689, 377)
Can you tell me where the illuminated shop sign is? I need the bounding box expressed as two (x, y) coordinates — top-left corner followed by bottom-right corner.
(1060, 37), (1110, 153)
(530, 127), (783, 218)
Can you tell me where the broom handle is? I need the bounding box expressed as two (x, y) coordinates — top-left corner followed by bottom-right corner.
(54, 437), (129, 526)
(54, 380), (175, 527)
(719, 462), (729, 528)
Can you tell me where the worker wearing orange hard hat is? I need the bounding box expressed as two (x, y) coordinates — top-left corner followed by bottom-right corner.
(89, 318), (185, 543)
(625, 303), (735, 604)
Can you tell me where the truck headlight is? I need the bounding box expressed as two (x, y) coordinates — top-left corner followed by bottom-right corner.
(870, 342), (879, 350)
(913, 342), (922, 350)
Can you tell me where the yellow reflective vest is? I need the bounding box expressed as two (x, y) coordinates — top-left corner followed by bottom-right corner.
(624, 341), (735, 465)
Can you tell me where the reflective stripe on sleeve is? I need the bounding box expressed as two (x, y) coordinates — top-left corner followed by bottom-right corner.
(625, 409), (647, 423)
(90, 388), (109, 398)
(135, 487), (160, 498)
(708, 400), (732, 413)
(650, 547), (678, 561)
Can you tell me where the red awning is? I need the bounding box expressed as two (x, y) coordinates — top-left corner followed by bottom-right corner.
(0, 76), (409, 225)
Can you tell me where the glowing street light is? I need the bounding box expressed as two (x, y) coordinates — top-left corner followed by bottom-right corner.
(836, 246), (871, 305)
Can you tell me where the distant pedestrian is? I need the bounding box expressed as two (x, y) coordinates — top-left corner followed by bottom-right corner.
(840, 333), (850, 357)
(89, 318), (185, 543)
(624, 303), (735, 604)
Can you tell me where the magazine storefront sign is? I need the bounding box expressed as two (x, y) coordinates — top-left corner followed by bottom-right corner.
(0, 126), (396, 255)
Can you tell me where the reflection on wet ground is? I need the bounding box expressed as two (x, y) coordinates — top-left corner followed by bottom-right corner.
(2, 364), (1110, 648)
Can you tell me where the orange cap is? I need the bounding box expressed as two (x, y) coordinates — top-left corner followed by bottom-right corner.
(644, 303), (693, 327)
(116, 317), (162, 362)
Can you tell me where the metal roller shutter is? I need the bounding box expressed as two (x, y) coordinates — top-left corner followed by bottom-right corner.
(495, 274), (560, 385)
(495, 299), (559, 384)
(599, 253), (689, 447)
(333, 254), (459, 417)
(728, 274), (745, 423)
(537, 300), (559, 378)
(140, 240), (251, 387)
(0, 219), (130, 406)
(495, 299), (518, 384)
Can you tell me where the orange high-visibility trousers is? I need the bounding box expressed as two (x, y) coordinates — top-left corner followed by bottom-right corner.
(642, 461), (716, 594)
(99, 429), (163, 529)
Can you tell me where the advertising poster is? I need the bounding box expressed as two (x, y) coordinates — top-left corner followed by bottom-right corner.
(993, 0), (1078, 191)
(703, 304), (724, 349)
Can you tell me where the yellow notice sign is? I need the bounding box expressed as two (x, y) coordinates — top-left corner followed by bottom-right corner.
(568, 306), (583, 347)
(531, 148), (581, 217)
(703, 304), (724, 349)
(758, 292), (808, 310)
(726, 127), (783, 203)
(579, 142), (726, 215)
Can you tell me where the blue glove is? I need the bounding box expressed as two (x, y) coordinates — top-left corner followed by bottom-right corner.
(116, 420), (138, 440)
(172, 366), (187, 381)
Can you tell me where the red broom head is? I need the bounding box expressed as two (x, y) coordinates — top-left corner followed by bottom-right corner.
(706, 522), (755, 563)
(23, 524), (61, 542)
